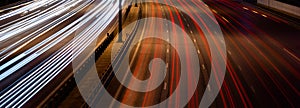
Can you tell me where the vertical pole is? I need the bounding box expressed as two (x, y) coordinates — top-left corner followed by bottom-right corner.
(118, 0), (123, 42)
(135, 0), (138, 7)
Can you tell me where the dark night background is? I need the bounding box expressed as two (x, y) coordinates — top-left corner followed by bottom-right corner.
(0, 0), (31, 7)
(276, 0), (300, 7)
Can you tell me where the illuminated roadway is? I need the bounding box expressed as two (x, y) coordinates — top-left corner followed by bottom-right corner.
(0, 0), (299, 107)
(64, 0), (300, 107)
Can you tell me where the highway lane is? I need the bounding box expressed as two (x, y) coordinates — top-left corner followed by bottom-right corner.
(0, 0), (66, 32)
(87, 1), (208, 108)
(0, 0), (84, 65)
(202, 0), (300, 107)
(114, 2), (171, 107)
(0, 0), (81, 51)
(84, 0), (300, 108)
(0, 0), (95, 89)
(0, 0), (59, 25)
(160, 0), (300, 107)
(0, 0), (96, 100)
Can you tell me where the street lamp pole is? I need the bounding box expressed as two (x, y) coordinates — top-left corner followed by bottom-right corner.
(118, 0), (123, 42)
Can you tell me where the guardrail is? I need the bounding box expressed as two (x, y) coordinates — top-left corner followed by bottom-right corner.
(83, 5), (142, 107)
